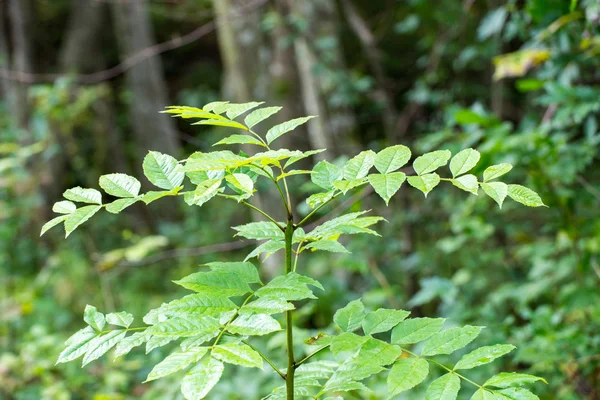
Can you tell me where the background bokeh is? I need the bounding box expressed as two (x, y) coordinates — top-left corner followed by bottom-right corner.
(1, 0), (599, 399)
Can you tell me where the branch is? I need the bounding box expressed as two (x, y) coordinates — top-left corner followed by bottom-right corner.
(242, 340), (286, 380)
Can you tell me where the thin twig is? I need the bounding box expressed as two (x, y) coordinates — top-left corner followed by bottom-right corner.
(242, 340), (286, 380)
(295, 345), (330, 368)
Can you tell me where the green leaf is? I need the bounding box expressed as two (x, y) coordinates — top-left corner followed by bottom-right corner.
(471, 389), (497, 400)
(84, 305), (105, 331)
(387, 358), (429, 397)
(266, 116), (315, 144)
(343, 150), (376, 180)
(82, 330), (127, 366)
(233, 221), (284, 240)
(106, 312), (134, 328)
(226, 314), (282, 336)
(181, 356), (224, 400)
(212, 343), (263, 368)
(205, 261), (262, 284)
(332, 178), (368, 194)
(285, 148), (326, 168)
(192, 119), (249, 131)
(455, 344), (516, 370)
(239, 298), (294, 315)
(391, 317), (445, 345)
(214, 134), (266, 147)
(146, 335), (177, 353)
(495, 387), (539, 400)
(421, 325), (483, 356)
(64, 187), (102, 205)
(141, 189), (180, 204)
(114, 332), (148, 358)
(184, 179), (222, 207)
(99, 173), (141, 197)
(330, 332), (368, 355)
(203, 101), (230, 114)
(160, 293), (237, 317)
(413, 150), (451, 175)
(143, 151), (184, 190)
(52, 200), (76, 214)
(312, 161), (343, 191)
(368, 172), (406, 205)
(333, 299), (365, 332)
(40, 215), (66, 236)
(147, 316), (220, 337)
(374, 145), (411, 174)
(306, 191), (335, 209)
(57, 326), (97, 364)
(64, 205), (102, 237)
(481, 182), (508, 208)
(507, 185), (546, 207)
(450, 148), (480, 177)
(451, 174), (479, 195)
(225, 173), (254, 194)
(225, 102), (264, 119)
(174, 270), (252, 296)
(426, 373), (461, 400)
(244, 106), (282, 128)
(106, 198), (139, 214)
(407, 173), (441, 197)
(146, 347), (209, 382)
(304, 240), (350, 254)
(255, 272), (323, 301)
(362, 309), (410, 335)
(277, 169), (313, 180)
(483, 163), (512, 181)
(244, 240), (285, 261)
(484, 372), (545, 388)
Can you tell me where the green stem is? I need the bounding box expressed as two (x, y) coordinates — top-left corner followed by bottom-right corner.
(402, 348), (483, 389)
(242, 340), (286, 380)
(295, 345), (330, 368)
(296, 192), (339, 227)
(285, 217), (295, 400)
(212, 295), (253, 347)
(240, 200), (284, 229)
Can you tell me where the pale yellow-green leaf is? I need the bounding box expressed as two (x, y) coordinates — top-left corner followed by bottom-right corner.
(266, 116), (315, 144)
(63, 187), (102, 205)
(368, 172), (406, 205)
(52, 200), (76, 214)
(65, 205), (102, 237)
(374, 145), (411, 174)
(507, 185), (546, 207)
(413, 150), (451, 175)
(450, 148), (480, 177)
(99, 173), (141, 197)
(142, 151), (184, 190)
(483, 163), (512, 181)
(192, 119), (249, 131)
(451, 174), (479, 195)
(387, 358), (429, 397)
(407, 173), (441, 197)
(481, 182), (508, 208)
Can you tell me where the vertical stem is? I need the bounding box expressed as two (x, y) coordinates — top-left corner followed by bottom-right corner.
(285, 217), (295, 400)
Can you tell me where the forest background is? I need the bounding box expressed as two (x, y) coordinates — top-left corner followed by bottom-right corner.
(0, 0), (598, 399)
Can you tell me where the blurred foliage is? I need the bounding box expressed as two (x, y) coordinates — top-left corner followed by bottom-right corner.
(1, 0), (599, 399)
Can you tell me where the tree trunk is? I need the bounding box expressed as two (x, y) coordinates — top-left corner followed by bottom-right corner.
(112, 0), (180, 164)
(6, 0), (33, 142)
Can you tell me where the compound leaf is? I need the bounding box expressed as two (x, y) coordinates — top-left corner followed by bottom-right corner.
(387, 358), (429, 397)
(374, 145), (411, 174)
(391, 317), (445, 345)
(413, 150), (451, 175)
(143, 151), (184, 190)
(450, 148), (480, 177)
(99, 173), (141, 197)
(426, 373), (461, 400)
(333, 299), (365, 332)
(266, 116), (315, 144)
(181, 356), (224, 400)
(422, 326), (483, 357)
(362, 309), (410, 335)
(212, 343), (263, 368)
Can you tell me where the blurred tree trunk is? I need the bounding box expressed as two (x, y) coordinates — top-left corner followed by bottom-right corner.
(6, 0), (33, 143)
(112, 0), (180, 164)
(0, 4), (10, 101)
(293, 0), (358, 157)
